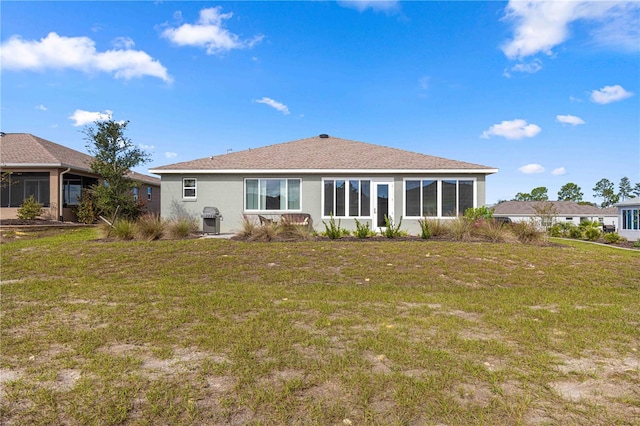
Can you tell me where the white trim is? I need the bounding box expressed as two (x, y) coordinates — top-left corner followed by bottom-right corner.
(321, 177), (377, 219)
(243, 177), (303, 213)
(182, 177), (197, 200)
(402, 177), (477, 219)
(149, 168), (498, 175)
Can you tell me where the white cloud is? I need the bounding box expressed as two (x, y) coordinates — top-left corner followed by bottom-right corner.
(480, 119), (541, 140)
(0, 32), (172, 82)
(552, 167), (567, 176)
(501, 1), (640, 59)
(35, 104), (47, 111)
(161, 7), (264, 55)
(518, 163), (545, 174)
(556, 114), (585, 126)
(569, 95), (583, 103)
(590, 84), (634, 104)
(254, 97), (290, 115)
(504, 59), (542, 77)
(337, 1), (399, 12)
(139, 144), (155, 150)
(112, 36), (135, 50)
(68, 109), (113, 127)
(165, 152), (178, 159)
(418, 76), (430, 90)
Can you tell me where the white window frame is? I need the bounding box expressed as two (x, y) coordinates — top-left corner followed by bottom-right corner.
(321, 178), (373, 219)
(243, 178), (302, 212)
(403, 177), (477, 218)
(183, 178), (197, 200)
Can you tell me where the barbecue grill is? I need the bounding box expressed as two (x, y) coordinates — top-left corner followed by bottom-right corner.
(201, 207), (223, 234)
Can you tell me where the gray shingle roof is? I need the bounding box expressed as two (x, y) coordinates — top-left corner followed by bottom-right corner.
(493, 201), (618, 216)
(0, 133), (160, 185)
(150, 135), (497, 173)
(614, 198), (640, 207)
(1, 133), (94, 172)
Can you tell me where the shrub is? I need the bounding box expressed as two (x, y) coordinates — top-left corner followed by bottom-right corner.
(381, 215), (406, 238)
(237, 215), (258, 238)
(353, 218), (376, 238)
(112, 219), (136, 240)
(476, 219), (509, 243)
(425, 218), (448, 237)
(464, 206), (494, 221)
(568, 226), (583, 239)
(583, 226), (601, 241)
(418, 217), (431, 239)
(17, 195), (44, 220)
(449, 217), (473, 241)
(634, 239), (640, 248)
(511, 220), (543, 244)
(322, 214), (347, 239)
(136, 213), (165, 240)
(603, 232), (622, 244)
(168, 216), (198, 239)
(249, 222), (279, 241)
(75, 191), (98, 224)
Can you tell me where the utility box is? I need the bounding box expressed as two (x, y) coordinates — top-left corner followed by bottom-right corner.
(201, 207), (223, 234)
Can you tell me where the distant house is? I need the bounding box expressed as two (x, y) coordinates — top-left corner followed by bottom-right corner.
(615, 198), (640, 241)
(0, 133), (160, 221)
(149, 134), (498, 234)
(492, 200), (618, 230)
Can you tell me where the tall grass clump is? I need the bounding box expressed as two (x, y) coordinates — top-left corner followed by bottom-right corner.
(449, 217), (473, 241)
(353, 218), (376, 238)
(136, 213), (165, 240)
(381, 215), (406, 238)
(168, 216), (198, 239)
(322, 214), (348, 239)
(475, 218), (509, 242)
(277, 222), (314, 241)
(237, 215), (258, 238)
(112, 219), (136, 240)
(418, 217), (431, 239)
(511, 220), (543, 244)
(424, 218), (448, 237)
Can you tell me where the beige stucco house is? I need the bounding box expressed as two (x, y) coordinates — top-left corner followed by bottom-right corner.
(0, 133), (160, 221)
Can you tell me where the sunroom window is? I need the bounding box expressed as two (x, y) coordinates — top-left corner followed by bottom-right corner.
(323, 179), (370, 217)
(405, 179), (474, 217)
(245, 179), (301, 211)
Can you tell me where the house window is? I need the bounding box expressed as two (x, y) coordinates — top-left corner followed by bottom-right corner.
(323, 179), (370, 217)
(244, 178), (301, 211)
(183, 178), (196, 199)
(404, 179), (474, 217)
(0, 172), (50, 207)
(63, 178), (82, 206)
(133, 187), (138, 201)
(565, 217), (573, 221)
(147, 187), (152, 201)
(622, 209), (639, 230)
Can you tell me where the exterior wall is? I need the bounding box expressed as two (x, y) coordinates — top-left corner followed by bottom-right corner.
(0, 168), (59, 220)
(618, 203), (640, 241)
(159, 172), (490, 235)
(136, 183), (161, 215)
(494, 214), (619, 230)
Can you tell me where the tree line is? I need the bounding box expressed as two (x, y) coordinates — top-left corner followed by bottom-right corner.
(512, 177), (640, 208)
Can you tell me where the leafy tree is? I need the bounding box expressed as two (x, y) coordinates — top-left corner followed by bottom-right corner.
(633, 182), (640, 198)
(592, 178), (620, 208)
(84, 120), (150, 220)
(514, 186), (548, 201)
(618, 176), (632, 200)
(557, 182), (583, 202)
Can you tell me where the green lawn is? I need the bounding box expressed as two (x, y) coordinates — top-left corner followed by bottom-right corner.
(1, 228), (639, 425)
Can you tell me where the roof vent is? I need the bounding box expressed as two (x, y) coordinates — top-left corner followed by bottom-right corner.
(319, 133), (329, 138)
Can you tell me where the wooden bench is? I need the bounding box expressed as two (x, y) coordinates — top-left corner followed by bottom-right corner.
(280, 213), (313, 229)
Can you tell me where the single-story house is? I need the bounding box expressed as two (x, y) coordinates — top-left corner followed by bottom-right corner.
(149, 134), (498, 234)
(0, 132), (160, 221)
(615, 198), (640, 241)
(492, 200), (618, 230)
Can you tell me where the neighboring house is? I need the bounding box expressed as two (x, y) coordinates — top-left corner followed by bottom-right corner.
(492, 200), (618, 230)
(149, 134), (498, 234)
(0, 133), (160, 221)
(615, 198), (640, 241)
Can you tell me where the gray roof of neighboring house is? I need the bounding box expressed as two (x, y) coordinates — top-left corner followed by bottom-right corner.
(1, 132), (95, 172)
(614, 198), (640, 207)
(0, 133), (160, 185)
(492, 201), (618, 216)
(150, 135), (498, 173)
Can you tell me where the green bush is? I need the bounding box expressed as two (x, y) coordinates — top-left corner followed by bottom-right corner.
(353, 218), (376, 238)
(568, 226), (583, 239)
(112, 219), (136, 240)
(17, 195), (44, 220)
(464, 206), (494, 221)
(418, 217), (431, 239)
(381, 215), (406, 238)
(580, 220), (601, 241)
(634, 239), (640, 248)
(136, 213), (165, 240)
(322, 214), (347, 239)
(603, 233), (622, 244)
(75, 191), (98, 224)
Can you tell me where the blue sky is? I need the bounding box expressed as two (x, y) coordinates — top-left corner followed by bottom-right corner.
(2, 0), (639, 204)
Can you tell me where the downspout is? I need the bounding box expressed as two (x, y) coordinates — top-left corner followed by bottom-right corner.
(59, 167), (71, 221)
